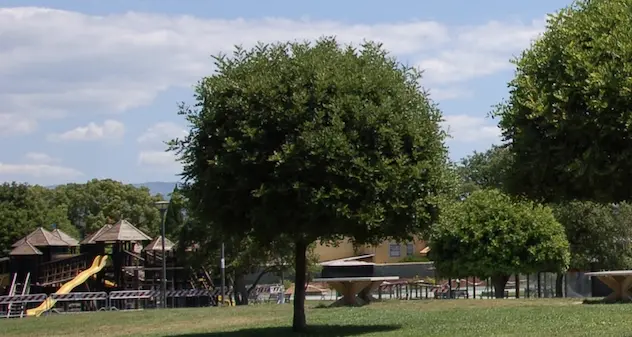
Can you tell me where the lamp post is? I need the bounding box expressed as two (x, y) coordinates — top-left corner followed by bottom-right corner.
(221, 242), (225, 307)
(155, 200), (170, 309)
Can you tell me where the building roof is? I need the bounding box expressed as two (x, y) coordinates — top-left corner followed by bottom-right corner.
(10, 241), (43, 256)
(93, 220), (152, 242)
(143, 236), (175, 251)
(12, 227), (74, 247)
(319, 254), (376, 266)
(80, 224), (113, 245)
(51, 229), (80, 246)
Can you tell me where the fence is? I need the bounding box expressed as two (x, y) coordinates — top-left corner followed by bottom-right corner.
(0, 293), (48, 318)
(49, 292), (109, 314)
(0, 288), (234, 319)
(248, 284), (286, 304)
(371, 272), (594, 300)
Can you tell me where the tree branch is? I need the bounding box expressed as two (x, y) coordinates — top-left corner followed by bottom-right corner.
(247, 265), (276, 294)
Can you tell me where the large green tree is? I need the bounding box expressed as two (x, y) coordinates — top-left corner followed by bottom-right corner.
(0, 183), (75, 254)
(429, 189), (570, 298)
(495, 0), (632, 202)
(54, 179), (162, 237)
(172, 38), (449, 331)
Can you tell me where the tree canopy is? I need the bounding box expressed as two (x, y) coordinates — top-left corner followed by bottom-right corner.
(54, 179), (162, 237)
(0, 179), (164, 255)
(429, 189), (570, 298)
(553, 201), (632, 271)
(0, 182), (74, 254)
(172, 38), (450, 331)
(495, 0), (632, 202)
(456, 145), (512, 196)
(164, 185), (185, 240)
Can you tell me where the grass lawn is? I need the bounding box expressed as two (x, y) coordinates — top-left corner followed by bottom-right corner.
(2, 299), (632, 336)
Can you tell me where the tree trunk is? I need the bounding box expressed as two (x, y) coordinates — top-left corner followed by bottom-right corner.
(292, 240), (308, 332)
(514, 274), (520, 299)
(491, 274), (509, 299)
(234, 273), (248, 305)
(555, 273), (564, 298)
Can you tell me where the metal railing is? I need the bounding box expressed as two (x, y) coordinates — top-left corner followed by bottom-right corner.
(0, 288), (234, 319)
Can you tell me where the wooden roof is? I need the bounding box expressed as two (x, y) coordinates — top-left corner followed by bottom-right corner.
(12, 227), (73, 247)
(80, 224), (112, 245)
(144, 236), (175, 251)
(10, 241), (43, 256)
(93, 220), (152, 242)
(51, 229), (79, 246)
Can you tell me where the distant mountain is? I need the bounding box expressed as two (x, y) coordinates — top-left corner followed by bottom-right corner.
(134, 182), (178, 197)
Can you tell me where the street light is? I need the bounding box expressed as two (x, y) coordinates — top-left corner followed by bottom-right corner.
(155, 200), (170, 309)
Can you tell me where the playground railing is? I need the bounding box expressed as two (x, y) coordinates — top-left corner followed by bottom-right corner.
(0, 293), (48, 318)
(0, 287), (236, 318)
(48, 292), (109, 314)
(108, 290), (160, 311)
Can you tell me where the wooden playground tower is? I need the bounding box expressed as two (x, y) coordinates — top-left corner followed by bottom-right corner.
(2, 220), (213, 298)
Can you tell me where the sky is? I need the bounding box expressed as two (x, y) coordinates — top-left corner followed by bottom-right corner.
(0, 0), (572, 186)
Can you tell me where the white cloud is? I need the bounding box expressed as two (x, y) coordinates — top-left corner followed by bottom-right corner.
(137, 122), (187, 146)
(137, 150), (179, 171)
(0, 113), (37, 137)
(24, 152), (60, 164)
(0, 162), (83, 179)
(441, 114), (501, 143)
(137, 122), (187, 171)
(428, 87), (473, 101)
(1, 151), (81, 184)
(0, 7), (546, 135)
(48, 119), (125, 142)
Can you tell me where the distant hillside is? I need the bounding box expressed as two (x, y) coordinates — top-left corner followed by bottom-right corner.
(134, 182), (178, 197)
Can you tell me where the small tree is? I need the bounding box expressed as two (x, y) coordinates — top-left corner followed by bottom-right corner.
(429, 189), (570, 298)
(554, 201), (632, 271)
(171, 38), (449, 331)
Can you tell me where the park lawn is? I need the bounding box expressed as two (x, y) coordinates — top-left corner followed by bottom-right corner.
(2, 299), (631, 337)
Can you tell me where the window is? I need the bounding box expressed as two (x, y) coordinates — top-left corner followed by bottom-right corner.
(389, 243), (401, 257)
(406, 243), (414, 256)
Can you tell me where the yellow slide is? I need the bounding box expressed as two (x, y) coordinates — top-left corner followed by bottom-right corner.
(26, 255), (109, 317)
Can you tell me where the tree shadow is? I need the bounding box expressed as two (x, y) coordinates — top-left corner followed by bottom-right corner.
(168, 324), (400, 336)
(582, 298), (632, 305)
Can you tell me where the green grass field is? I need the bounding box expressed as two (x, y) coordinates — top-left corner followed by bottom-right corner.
(2, 299), (632, 337)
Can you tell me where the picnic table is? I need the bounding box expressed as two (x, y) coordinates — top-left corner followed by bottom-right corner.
(585, 270), (632, 302)
(312, 276), (399, 307)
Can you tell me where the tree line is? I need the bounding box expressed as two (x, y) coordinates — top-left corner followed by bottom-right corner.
(0, 179), (164, 254)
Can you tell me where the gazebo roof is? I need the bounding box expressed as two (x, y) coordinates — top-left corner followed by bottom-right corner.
(143, 236), (175, 252)
(12, 227), (73, 247)
(93, 220), (152, 242)
(80, 224), (112, 245)
(51, 229), (79, 246)
(10, 241), (43, 256)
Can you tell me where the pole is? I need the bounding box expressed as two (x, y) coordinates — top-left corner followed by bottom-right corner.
(161, 209), (167, 309)
(221, 242), (226, 307)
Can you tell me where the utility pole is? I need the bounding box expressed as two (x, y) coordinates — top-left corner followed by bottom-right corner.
(220, 242), (226, 306)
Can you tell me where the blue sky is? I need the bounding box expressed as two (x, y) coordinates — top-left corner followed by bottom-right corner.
(0, 0), (571, 185)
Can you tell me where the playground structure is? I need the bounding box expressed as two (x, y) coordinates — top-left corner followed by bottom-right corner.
(0, 220), (223, 317)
